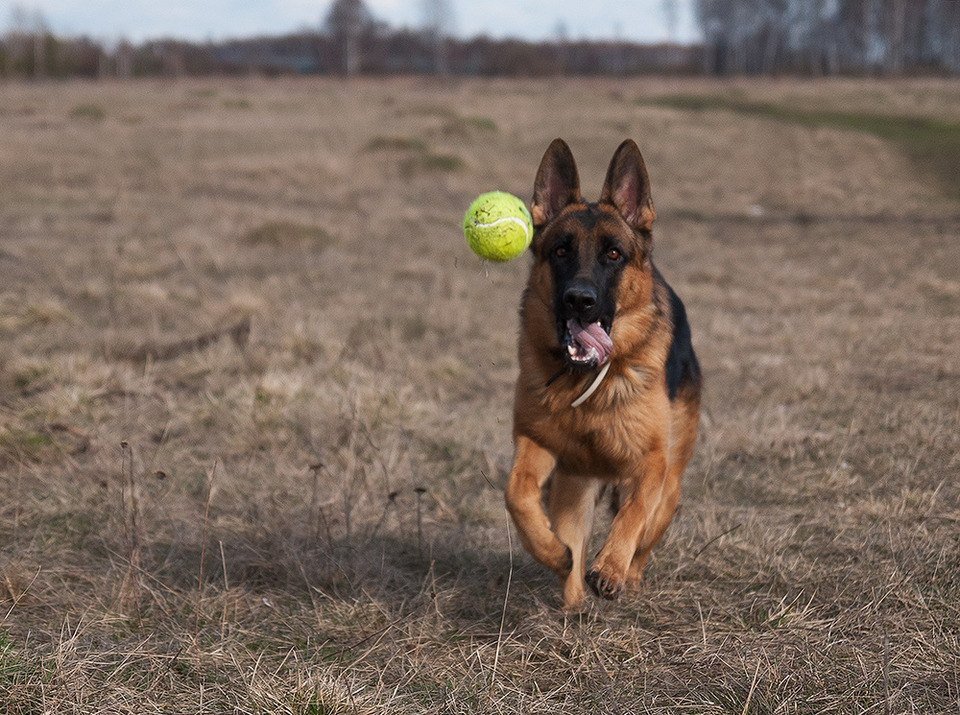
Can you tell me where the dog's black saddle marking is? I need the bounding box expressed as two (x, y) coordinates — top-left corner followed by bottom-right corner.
(657, 266), (700, 402)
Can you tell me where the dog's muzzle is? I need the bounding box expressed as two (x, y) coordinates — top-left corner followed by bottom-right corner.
(564, 319), (613, 367)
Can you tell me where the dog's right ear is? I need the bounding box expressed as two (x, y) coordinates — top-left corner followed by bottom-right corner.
(531, 138), (581, 228)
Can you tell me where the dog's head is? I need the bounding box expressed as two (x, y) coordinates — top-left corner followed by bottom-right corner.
(527, 138), (656, 371)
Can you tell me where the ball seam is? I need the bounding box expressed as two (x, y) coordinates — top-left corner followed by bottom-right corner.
(465, 216), (531, 242)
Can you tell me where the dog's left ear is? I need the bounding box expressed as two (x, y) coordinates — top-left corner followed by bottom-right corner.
(601, 140), (655, 233)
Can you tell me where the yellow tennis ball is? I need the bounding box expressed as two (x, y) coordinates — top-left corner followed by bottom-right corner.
(462, 191), (533, 262)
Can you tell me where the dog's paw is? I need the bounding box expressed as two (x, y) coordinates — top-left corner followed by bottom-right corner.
(585, 567), (623, 600)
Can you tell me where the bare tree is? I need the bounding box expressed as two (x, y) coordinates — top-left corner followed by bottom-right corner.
(422, 0), (454, 74)
(696, 0), (958, 75)
(6, 5), (30, 77)
(31, 8), (48, 78)
(323, 0), (375, 75)
(931, 0), (960, 72)
(662, 0), (680, 42)
(4, 5), (54, 78)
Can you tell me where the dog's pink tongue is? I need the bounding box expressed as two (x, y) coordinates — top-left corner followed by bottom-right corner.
(568, 319), (613, 365)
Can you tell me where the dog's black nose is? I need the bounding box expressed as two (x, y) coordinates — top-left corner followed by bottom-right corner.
(563, 283), (598, 315)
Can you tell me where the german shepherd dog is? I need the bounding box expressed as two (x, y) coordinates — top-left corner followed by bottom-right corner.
(505, 138), (701, 610)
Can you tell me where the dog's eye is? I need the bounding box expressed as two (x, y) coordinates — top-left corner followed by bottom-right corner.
(555, 246), (569, 258)
(606, 248), (622, 262)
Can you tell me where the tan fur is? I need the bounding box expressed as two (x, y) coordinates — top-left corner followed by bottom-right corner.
(505, 140), (701, 610)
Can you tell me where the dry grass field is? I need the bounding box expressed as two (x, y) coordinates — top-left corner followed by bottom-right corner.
(1, 76), (959, 713)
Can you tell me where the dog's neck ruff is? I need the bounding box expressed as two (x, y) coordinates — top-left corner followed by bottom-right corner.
(570, 362), (611, 408)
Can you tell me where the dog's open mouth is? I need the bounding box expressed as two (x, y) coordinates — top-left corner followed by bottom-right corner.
(563, 319), (613, 368)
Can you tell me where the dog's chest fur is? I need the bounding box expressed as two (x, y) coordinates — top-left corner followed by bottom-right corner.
(516, 356), (670, 477)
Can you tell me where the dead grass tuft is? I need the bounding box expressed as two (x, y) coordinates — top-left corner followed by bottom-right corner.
(241, 221), (334, 248)
(69, 103), (106, 122)
(364, 135), (430, 153)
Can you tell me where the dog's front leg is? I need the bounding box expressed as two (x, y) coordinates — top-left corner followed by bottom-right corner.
(504, 435), (572, 577)
(586, 445), (668, 600)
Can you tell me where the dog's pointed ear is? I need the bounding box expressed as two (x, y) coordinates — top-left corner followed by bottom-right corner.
(531, 138), (582, 228)
(601, 139), (655, 233)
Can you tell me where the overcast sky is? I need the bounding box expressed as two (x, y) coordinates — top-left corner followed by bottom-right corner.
(6, 0), (702, 44)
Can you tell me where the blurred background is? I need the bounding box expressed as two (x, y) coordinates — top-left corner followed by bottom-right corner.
(3, 0), (959, 79)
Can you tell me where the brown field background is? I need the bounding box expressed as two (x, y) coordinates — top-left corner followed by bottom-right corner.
(1, 77), (959, 713)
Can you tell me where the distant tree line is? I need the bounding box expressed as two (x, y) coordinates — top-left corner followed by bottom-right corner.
(2, 0), (958, 79)
(0, 30), (699, 80)
(0, 0), (700, 79)
(697, 0), (960, 75)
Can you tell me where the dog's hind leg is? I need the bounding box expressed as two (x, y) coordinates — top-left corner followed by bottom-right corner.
(547, 473), (600, 610)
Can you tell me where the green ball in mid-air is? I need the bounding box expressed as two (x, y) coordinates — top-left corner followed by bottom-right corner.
(462, 191), (533, 262)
